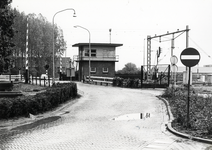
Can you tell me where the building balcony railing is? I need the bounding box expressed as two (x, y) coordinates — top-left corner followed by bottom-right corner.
(74, 55), (119, 62)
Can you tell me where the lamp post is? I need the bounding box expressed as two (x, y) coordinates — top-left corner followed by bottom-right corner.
(52, 8), (76, 83)
(74, 25), (91, 83)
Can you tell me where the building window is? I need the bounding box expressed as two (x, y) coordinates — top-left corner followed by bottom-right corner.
(90, 67), (96, 73)
(84, 49), (96, 57)
(102, 68), (108, 73)
(84, 49), (89, 57)
(91, 49), (96, 57)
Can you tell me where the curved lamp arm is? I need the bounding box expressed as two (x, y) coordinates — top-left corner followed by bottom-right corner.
(52, 8), (76, 83)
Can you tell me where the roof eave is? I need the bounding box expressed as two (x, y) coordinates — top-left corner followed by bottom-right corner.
(72, 43), (123, 47)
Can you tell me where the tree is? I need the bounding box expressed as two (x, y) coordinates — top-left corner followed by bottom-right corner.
(12, 10), (66, 76)
(116, 62), (140, 74)
(11, 8), (27, 74)
(0, 0), (15, 74)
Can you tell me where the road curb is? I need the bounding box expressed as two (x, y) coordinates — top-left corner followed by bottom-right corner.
(157, 96), (212, 144)
(166, 122), (212, 144)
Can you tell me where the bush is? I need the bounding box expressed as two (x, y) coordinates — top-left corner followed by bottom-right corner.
(0, 98), (13, 119)
(113, 77), (140, 88)
(113, 77), (123, 87)
(0, 82), (78, 119)
(162, 85), (212, 136)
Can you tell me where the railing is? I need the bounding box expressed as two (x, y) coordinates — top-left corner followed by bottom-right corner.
(0, 74), (72, 87)
(0, 74), (22, 82)
(0, 74), (52, 87)
(84, 76), (113, 86)
(29, 76), (52, 87)
(74, 55), (119, 61)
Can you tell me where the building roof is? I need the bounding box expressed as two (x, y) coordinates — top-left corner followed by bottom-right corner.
(72, 43), (123, 47)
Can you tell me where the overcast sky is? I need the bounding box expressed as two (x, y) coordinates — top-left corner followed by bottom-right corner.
(11, 0), (212, 70)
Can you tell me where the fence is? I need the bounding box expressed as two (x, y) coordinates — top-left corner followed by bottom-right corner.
(115, 74), (141, 79)
(0, 74), (53, 87)
(0, 74), (22, 82)
(84, 76), (113, 86)
(140, 65), (170, 88)
(29, 76), (52, 87)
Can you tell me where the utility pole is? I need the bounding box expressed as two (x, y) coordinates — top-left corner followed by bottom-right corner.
(146, 26), (190, 81)
(171, 34), (175, 83)
(143, 39), (145, 66)
(146, 36), (151, 79)
(171, 34), (175, 57)
(109, 29), (112, 44)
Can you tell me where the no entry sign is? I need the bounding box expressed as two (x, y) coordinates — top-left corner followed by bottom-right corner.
(180, 47), (200, 129)
(180, 47), (200, 67)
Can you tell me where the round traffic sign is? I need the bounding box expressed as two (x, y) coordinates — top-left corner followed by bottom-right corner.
(171, 64), (178, 72)
(170, 55), (178, 65)
(180, 47), (200, 67)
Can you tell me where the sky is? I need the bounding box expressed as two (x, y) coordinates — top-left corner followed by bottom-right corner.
(11, 0), (212, 70)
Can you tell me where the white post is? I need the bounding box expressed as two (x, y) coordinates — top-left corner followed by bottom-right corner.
(25, 16), (29, 83)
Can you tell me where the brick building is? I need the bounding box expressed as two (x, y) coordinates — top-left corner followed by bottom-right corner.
(12, 56), (74, 79)
(73, 43), (123, 81)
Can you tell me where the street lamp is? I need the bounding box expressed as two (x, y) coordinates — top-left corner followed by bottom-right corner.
(74, 25), (91, 83)
(52, 8), (76, 83)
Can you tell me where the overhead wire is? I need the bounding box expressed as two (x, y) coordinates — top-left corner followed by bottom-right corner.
(150, 30), (188, 65)
(189, 36), (212, 61)
(158, 49), (170, 63)
(174, 31), (185, 40)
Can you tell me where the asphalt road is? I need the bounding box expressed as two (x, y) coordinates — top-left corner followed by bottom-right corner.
(1, 82), (211, 149)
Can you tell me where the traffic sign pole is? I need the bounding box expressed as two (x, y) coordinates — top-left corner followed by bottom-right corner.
(170, 55), (178, 87)
(180, 47), (200, 129)
(187, 66), (191, 129)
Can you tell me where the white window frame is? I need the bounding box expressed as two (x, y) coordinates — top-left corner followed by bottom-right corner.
(91, 49), (96, 57)
(90, 67), (96, 73)
(102, 67), (108, 73)
(84, 49), (96, 57)
(84, 49), (89, 57)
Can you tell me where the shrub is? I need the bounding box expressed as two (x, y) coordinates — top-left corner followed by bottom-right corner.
(113, 77), (123, 87)
(10, 98), (25, 117)
(0, 98), (13, 119)
(162, 85), (212, 136)
(113, 77), (140, 88)
(0, 82), (78, 119)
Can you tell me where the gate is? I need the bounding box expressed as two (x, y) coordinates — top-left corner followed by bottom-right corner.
(141, 64), (170, 88)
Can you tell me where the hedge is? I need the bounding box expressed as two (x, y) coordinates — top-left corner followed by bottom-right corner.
(0, 82), (78, 119)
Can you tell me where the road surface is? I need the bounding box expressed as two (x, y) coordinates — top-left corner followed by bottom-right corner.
(1, 82), (211, 149)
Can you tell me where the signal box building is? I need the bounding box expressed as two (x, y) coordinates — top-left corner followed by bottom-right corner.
(73, 43), (123, 81)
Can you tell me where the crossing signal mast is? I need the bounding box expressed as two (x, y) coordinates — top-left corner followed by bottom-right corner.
(156, 47), (161, 65)
(146, 25), (190, 80)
